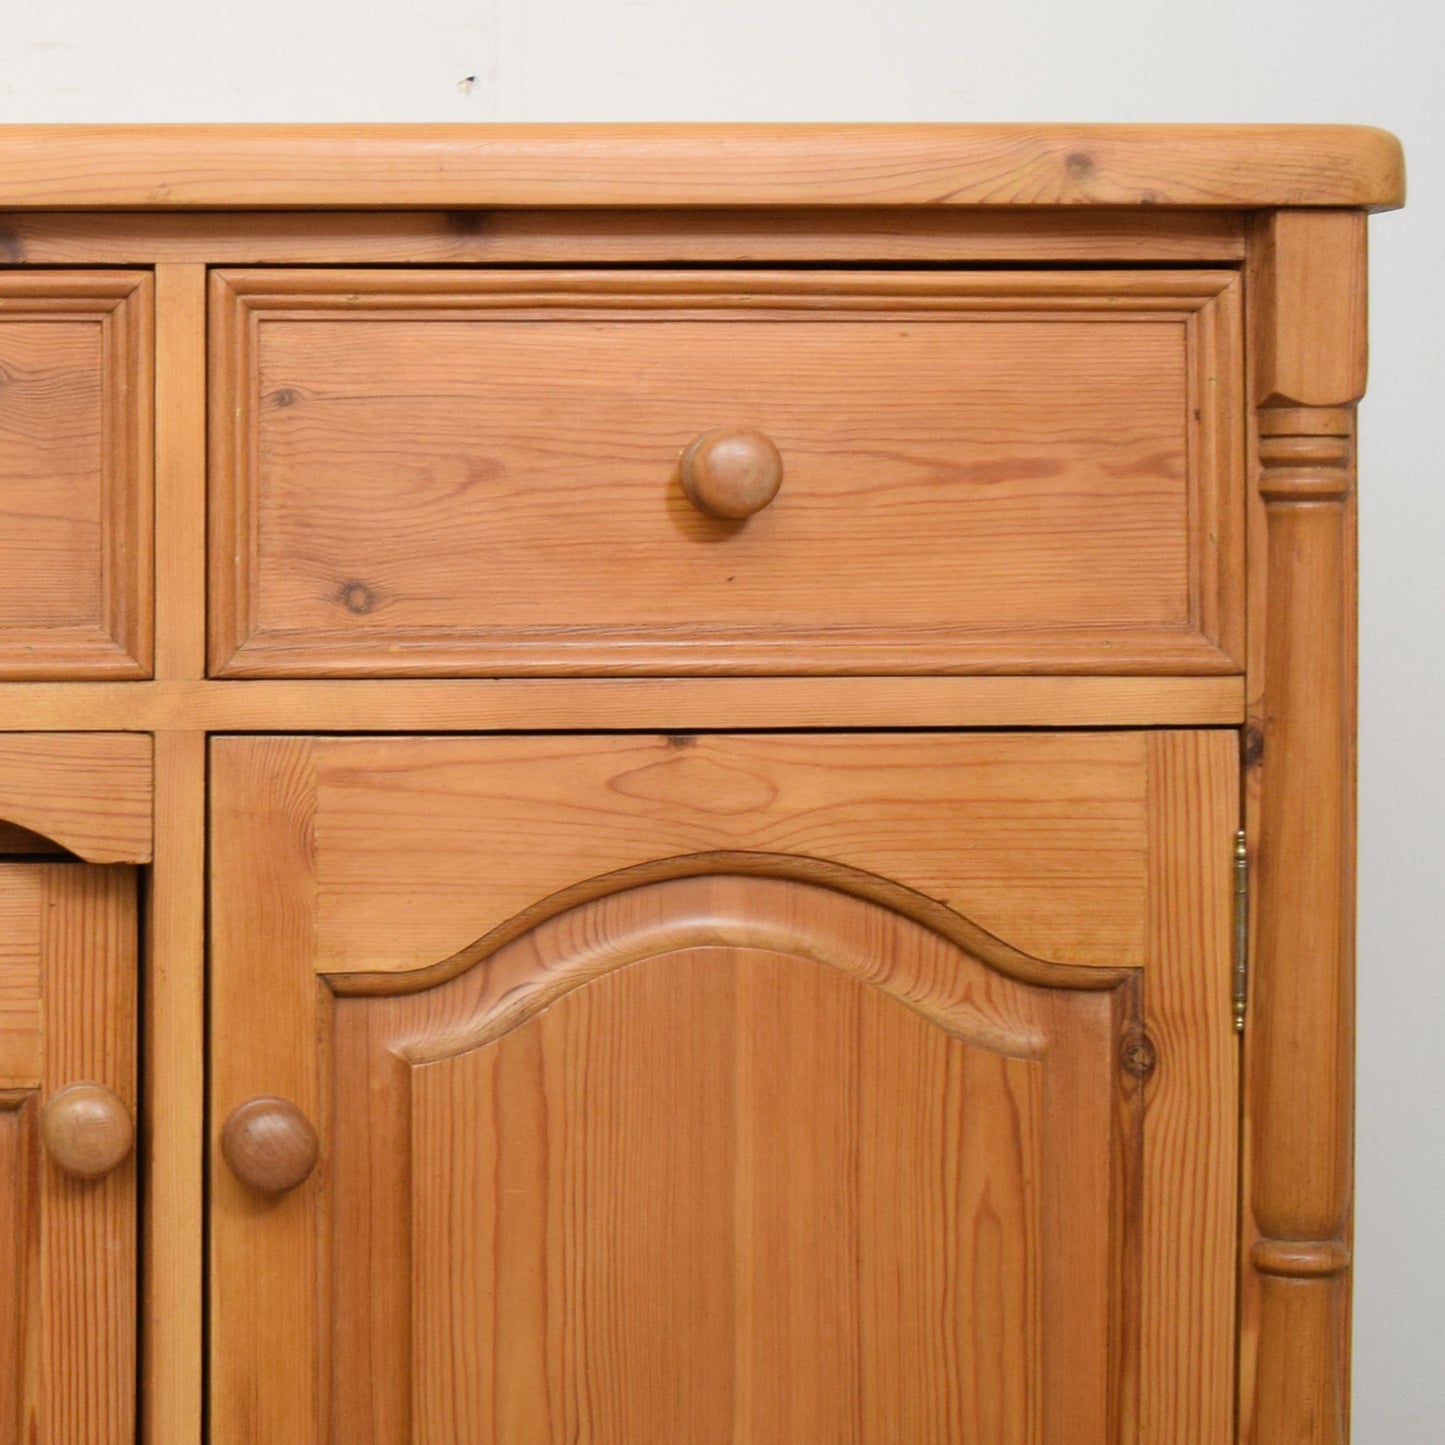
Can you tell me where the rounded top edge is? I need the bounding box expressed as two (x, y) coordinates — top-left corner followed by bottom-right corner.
(0, 123), (1406, 211)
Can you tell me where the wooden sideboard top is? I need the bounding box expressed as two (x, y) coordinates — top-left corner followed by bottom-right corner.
(0, 123), (1404, 211)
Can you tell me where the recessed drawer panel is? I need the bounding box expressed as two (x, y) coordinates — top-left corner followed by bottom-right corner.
(209, 269), (1241, 677)
(0, 273), (151, 677)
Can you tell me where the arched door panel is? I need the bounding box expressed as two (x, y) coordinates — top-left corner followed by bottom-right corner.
(328, 876), (1137, 1443)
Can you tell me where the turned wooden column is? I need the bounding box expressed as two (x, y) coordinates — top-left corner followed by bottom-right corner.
(1244, 209), (1366, 1444)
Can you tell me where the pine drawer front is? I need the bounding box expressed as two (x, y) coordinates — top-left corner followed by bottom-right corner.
(209, 268), (1242, 678)
(0, 273), (152, 678)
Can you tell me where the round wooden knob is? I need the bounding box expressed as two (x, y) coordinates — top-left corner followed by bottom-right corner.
(41, 1083), (134, 1180)
(679, 427), (783, 520)
(221, 1096), (318, 1195)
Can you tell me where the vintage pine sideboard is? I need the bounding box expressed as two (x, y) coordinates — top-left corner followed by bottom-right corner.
(0, 126), (1404, 1443)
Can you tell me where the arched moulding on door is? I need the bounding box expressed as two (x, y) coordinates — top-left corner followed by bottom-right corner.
(316, 862), (1148, 1441)
(324, 849), (1134, 1004)
(329, 859), (1139, 1066)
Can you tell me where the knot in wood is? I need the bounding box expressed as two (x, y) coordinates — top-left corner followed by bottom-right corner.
(1120, 1033), (1157, 1080)
(339, 580), (378, 615)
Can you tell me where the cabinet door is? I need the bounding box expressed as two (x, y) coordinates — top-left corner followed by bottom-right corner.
(0, 863), (137, 1442)
(210, 733), (1237, 1443)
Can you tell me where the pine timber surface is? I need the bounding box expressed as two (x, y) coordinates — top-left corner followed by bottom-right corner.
(0, 273), (153, 678)
(209, 268), (1243, 679)
(0, 124), (1404, 210)
(0, 126), (1395, 1444)
(209, 731), (1237, 1442)
(0, 208), (1248, 265)
(0, 736), (151, 863)
(0, 865), (137, 1443)
(0, 677), (1245, 731)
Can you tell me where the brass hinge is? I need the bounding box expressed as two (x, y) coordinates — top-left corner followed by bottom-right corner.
(1233, 829), (1249, 1033)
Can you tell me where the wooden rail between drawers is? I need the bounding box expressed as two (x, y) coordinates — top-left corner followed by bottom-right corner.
(0, 676), (1244, 732)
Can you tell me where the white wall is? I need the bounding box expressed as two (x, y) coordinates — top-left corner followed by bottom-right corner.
(5, 1), (1441, 1435)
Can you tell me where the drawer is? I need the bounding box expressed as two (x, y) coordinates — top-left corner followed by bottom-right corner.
(0, 273), (151, 677)
(209, 269), (1242, 678)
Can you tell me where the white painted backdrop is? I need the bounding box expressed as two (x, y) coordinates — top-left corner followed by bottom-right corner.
(3, 1), (1440, 1436)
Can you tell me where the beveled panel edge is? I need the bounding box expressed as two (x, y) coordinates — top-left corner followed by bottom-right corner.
(213, 629), (1242, 681)
(208, 266), (1242, 682)
(211, 263), (1242, 307)
(0, 676), (1247, 731)
(207, 270), (256, 680)
(0, 124), (1405, 210)
(1186, 271), (1246, 667)
(0, 271), (152, 303)
(0, 632), (149, 681)
(0, 272), (154, 680)
(103, 269), (154, 676)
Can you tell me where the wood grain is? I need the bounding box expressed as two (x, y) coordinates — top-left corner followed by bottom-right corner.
(0, 207), (1248, 266)
(0, 124), (1403, 210)
(40, 867), (137, 1443)
(1241, 207), (1366, 1445)
(0, 130), (1390, 1440)
(0, 675), (1246, 732)
(0, 1091), (38, 1442)
(1141, 732), (1238, 1442)
(303, 732), (1152, 974)
(0, 872), (43, 1087)
(209, 729), (1236, 1442)
(140, 730), (205, 1445)
(219, 1098), (318, 1195)
(209, 737), (321, 1445)
(678, 426), (784, 520)
(0, 864), (137, 1443)
(153, 266), (207, 681)
(39, 1084), (133, 1180)
(346, 877), (1131, 1443)
(1247, 417), (1356, 1445)
(0, 273), (152, 678)
(210, 268), (1242, 678)
(0, 735), (151, 863)
(1253, 212), (1368, 408)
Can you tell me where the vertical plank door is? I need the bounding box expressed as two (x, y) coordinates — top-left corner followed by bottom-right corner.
(0, 863), (137, 1442)
(210, 732), (1237, 1444)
